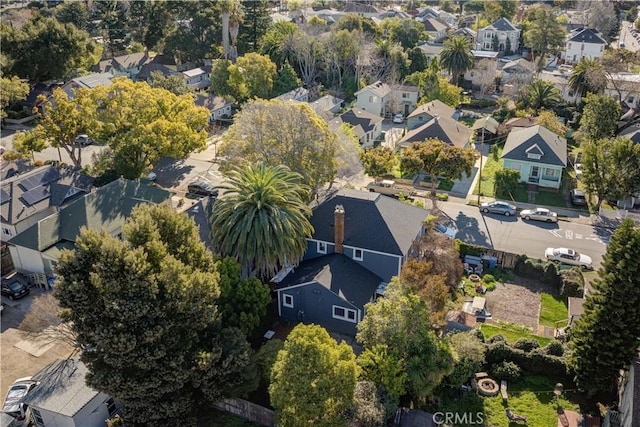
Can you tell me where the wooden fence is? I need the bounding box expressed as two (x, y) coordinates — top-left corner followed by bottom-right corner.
(212, 398), (275, 426)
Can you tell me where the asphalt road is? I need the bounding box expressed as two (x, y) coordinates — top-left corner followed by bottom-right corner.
(438, 202), (610, 269)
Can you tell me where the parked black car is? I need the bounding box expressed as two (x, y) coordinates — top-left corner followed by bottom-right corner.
(1, 279), (30, 300)
(570, 189), (587, 206)
(187, 181), (218, 198)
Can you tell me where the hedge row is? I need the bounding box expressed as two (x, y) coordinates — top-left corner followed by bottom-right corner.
(514, 256), (584, 297)
(484, 340), (569, 378)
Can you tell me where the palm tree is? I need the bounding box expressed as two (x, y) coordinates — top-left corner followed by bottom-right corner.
(210, 163), (313, 279)
(521, 79), (562, 114)
(568, 58), (606, 99)
(439, 36), (474, 86)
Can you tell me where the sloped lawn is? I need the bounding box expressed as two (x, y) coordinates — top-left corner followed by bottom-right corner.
(480, 322), (552, 347)
(539, 293), (568, 328)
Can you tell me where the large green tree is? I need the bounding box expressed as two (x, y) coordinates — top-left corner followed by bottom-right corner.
(439, 36), (474, 86)
(91, 0), (130, 55)
(259, 21), (298, 67)
(1, 15), (99, 81)
(569, 218), (640, 392)
(56, 204), (256, 426)
(93, 78), (210, 177)
(360, 147), (397, 180)
(579, 93), (621, 142)
(581, 137), (640, 209)
(519, 79), (562, 114)
(219, 99), (338, 198)
(379, 17), (427, 50)
(150, 70), (192, 95)
(0, 76), (29, 119)
(238, 0), (272, 52)
(227, 52), (277, 101)
(400, 139), (476, 194)
(270, 324), (359, 427)
(523, 5), (566, 69)
(210, 163), (313, 279)
(356, 279), (454, 400)
(568, 58), (606, 99)
(54, 0), (90, 30)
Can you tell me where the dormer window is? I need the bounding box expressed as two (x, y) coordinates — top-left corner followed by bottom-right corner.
(527, 153), (541, 160)
(526, 143), (544, 160)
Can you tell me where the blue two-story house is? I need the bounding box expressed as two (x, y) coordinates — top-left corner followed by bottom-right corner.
(273, 189), (429, 335)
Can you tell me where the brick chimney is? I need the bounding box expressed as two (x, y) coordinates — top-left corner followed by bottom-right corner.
(334, 205), (345, 254)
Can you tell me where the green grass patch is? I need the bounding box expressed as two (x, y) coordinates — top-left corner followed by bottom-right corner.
(510, 183), (567, 207)
(459, 117), (476, 127)
(474, 145), (503, 197)
(438, 178), (454, 191)
(480, 321), (552, 346)
(539, 293), (568, 328)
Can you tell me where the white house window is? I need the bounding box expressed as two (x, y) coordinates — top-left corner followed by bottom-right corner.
(333, 305), (357, 323)
(544, 168), (556, 177)
(568, 43), (572, 49)
(283, 294), (294, 308)
(317, 241), (327, 254)
(627, 96), (635, 104)
(353, 248), (363, 261)
(3, 228), (11, 235)
(32, 409), (45, 427)
(402, 92), (409, 98)
(527, 153), (541, 160)
(511, 164), (521, 172)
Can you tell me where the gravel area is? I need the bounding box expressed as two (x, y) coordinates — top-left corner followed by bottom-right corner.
(484, 276), (557, 331)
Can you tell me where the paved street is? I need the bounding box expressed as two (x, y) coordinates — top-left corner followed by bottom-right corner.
(438, 202), (610, 269)
(615, 21), (640, 52)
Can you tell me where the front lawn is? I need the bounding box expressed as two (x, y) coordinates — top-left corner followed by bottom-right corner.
(436, 374), (580, 427)
(539, 293), (568, 328)
(511, 184), (567, 207)
(474, 145), (503, 197)
(480, 322), (552, 346)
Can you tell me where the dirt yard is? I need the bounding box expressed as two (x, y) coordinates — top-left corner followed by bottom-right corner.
(484, 276), (557, 330)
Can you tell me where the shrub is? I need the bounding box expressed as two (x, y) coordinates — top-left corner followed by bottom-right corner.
(514, 256), (561, 287)
(559, 268), (584, 297)
(473, 329), (485, 343)
(491, 361), (521, 382)
(487, 334), (506, 344)
(485, 341), (525, 365)
(513, 338), (540, 353)
(455, 240), (485, 256)
(484, 282), (497, 291)
(523, 348), (568, 377)
(436, 192), (449, 201)
(482, 274), (495, 284)
(544, 341), (565, 357)
(32, 159), (44, 167)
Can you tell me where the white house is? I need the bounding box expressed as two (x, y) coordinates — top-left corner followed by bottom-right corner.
(354, 81), (419, 118)
(333, 109), (383, 147)
(561, 28), (606, 65)
(420, 17), (448, 42)
(605, 73), (640, 109)
(182, 67), (211, 90)
(275, 87), (309, 103)
(195, 94), (233, 122)
(476, 17), (520, 53)
(24, 358), (121, 427)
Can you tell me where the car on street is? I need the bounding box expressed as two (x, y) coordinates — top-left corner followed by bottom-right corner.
(545, 247), (593, 270)
(2, 377), (38, 420)
(392, 114), (404, 124)
(187, 181), (218, 198)
(434, 223), (457, 239)
(520, 207), (558, 223)
(1, 278), (30, 300)
(74, 134), (94, 146)
(480, 201), (517, 216)
(570, 189), (587, 206)
(574, 163), (583, 176)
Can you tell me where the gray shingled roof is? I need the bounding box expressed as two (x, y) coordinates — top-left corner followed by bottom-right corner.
(485, 17), (517, 32)
(567, 28), (606, 45)
(407, 100), (456, 121)
(338, 109), (383, 135)
(355, 81), (391, 98)
(310, 189), (428, 256)
(24, 359), (101, 417)
(8, 178), (172, 252)
(275, 253), (382, 308)
(400, 116), (471, 148)
(502, 125), (567, 167)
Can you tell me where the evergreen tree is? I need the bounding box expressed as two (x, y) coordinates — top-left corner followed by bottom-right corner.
(239, 0), (272, 53)
(272, 61), (302, 96)
(505, 37), (512, 55)
(492, 34), (499, 52)
(568, 219), (640, 393)
(56, 204), (256, 426)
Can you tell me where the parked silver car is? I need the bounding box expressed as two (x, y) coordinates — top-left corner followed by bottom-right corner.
(545, 247), (593, 270)
(480, 201), (517, 216)
(520, 207), (558, 223)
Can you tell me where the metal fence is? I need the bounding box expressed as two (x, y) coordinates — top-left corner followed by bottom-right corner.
(598, 207), (640, 225)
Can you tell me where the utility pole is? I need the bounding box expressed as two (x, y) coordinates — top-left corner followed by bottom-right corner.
(477, 117), (487, 205)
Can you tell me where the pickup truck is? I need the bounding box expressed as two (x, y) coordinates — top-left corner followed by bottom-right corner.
(366, 180), (415, 198)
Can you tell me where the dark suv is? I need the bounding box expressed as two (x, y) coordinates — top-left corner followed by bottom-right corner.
(1, 278), (30, 300)
(570, 189), (587, 206)
(187, 181), (218, 198)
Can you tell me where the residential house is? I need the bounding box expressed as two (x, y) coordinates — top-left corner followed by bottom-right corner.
(1, 166), (93, 241)
(538, 71), (579, 103)
(135, 55), (179, 83)
(450, 27), (476, 44)
(399, 115), (472, 149)
(60, 73), (116, 98)
(93, 51), (152, 78)
(275, 87), (310, 103)
(7, 178), (172, 276)
(501, 58), (536, 96)
(342, 1), (381, 17)
(561, 27), (606, 65)
(303, 190), (428, 282)
(333, 109), (383, 147)
(415, 6), (457, 27)
(406, 99), (457, 130)
(606, 356), (640, 427)
(20, 82), (61, 114)
(195, 94), (233, 123)
(421, 17), (448, 42)
(182, 66), (211, 90)
(418, 42), (444, 63)
(472, 116), (500, 143)
(501, 125), (567, 189)
(605, 73), (640, 110)
(308, 94), (344, 118)
(274, 190), (429, 334)
(476, 17), (520, 53)
(619, 124), (640, 144)
(24, 358), (121, 427)
(354, 81), (419, 118)
(502, 116), (539, 132)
